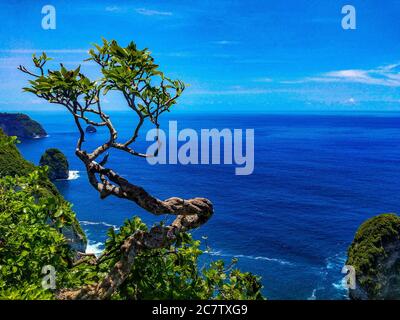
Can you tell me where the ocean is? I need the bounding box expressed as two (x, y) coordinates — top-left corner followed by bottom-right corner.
(16, 111), (400, 300)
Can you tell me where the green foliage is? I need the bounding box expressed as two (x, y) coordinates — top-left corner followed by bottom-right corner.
(0, 178), (264, 300)
(21, 38), (185, 122)
(23, 62), (96, 103)
(0, 170), (73, 299)
(347, 213), (400, 296)
(40, 148), (69, 181)
(87, 38), (185, 116)
(0, 129), (34, 178)
(118, 237), (263, 300)
(78, 218), (264, 300)
(0, 129), (58, 197)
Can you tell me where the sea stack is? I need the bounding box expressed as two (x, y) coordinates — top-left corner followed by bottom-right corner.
(86, 125), (97, 133)
(0, 113), (47, 139)
(347, 213), (400, 300)
(40, 148), (69, 181)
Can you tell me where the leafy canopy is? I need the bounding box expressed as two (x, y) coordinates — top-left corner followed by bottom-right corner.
(22, 38), (185, 124)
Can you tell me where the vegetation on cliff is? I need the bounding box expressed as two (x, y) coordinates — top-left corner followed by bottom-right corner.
(0, 170), (78, 299)
(0, 133), (34, 177)
(0, 129), (86, 250)
(0, 130), (57, 198)
(0, 113), (47, 139)
(347, 213), (400, 299)
(40, 148), (69, 181)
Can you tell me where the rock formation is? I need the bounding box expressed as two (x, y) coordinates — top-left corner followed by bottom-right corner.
(347, 213), (400, 300)
(0, 113), (47, 139)
(40, 148), (69, 181)
(85, 125), (97, 133)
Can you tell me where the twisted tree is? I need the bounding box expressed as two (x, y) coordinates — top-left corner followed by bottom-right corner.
(19, 39), (213, 299)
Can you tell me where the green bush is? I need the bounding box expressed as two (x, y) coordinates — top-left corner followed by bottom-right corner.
(0, 170), (73, 299)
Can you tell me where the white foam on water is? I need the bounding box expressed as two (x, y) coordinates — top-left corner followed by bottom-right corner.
(67, 170), (80, 180)
(85, 241), (104, 256)
(208, 250), (293, 266)
(32, 134), (49, 139)
(332, 278), (348, 291)
(80, 220), (118, 230)
(324, 252), (350, 299)
(307, 289), (317, 300)
(56, 170), (80, 181)
(326, 252), (347, 270)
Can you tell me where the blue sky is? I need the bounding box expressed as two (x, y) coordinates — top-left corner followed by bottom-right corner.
(0, 0), (399, 113)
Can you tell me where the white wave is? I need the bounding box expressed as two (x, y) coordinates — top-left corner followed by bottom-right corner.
(56, 170), (80, 181)
(307, 289), (317, 300)
(80, 220), (118, 230)
(325, 252), (350, 299)
(86, 241), (104, 256)
(332, 278), (349, 299)
(32, 134), (50, 139)
(326, 252), (347, 270)
(207, 250), (293, 266)
(67, 170), (80, 180)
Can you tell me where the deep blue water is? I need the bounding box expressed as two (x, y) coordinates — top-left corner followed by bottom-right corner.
(16, 111), (400, 300)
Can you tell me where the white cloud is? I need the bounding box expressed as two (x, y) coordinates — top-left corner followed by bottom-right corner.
(289, 63), (400, 87)
(253, 77), (273, 83)
(0, 57), (26, 69)
(135, 8), (172, 16)
(29, 98), (45, 105)
(212, 40), (239, 45)
(344, 97), (357, 105)
(188, 85), (274, 95)
(157, 51), (193, 58)
(154, 51), (234, 59)
(105, 6), (121, 12)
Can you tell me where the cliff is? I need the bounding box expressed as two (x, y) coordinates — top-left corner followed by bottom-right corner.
(347, 213), (400, 300)
(40, 148), (69, 180)
(0, 113), (47, 139)
(0, 129), (86, 253)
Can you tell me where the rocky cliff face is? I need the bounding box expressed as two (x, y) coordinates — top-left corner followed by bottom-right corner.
(40, 148), (69, 181)
(0, 113), (47, 139)
(347, 213), (400, 300)
(60, 225), (87, 253)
